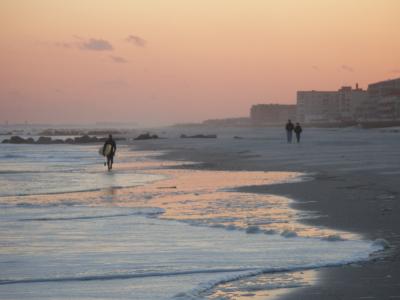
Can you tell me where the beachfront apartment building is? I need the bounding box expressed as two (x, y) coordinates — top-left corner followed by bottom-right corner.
(248, 78), (400, 126)
(378, 95), (400, 119)
(296, 91), (337, 122)
(296, 84), (367, 123)
(250, 104), (296, 124)
(367, 78), (400, 120)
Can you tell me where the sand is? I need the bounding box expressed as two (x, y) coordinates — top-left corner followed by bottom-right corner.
(131, 127), (400, 299)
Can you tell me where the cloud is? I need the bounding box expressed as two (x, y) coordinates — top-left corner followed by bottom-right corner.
(109, 55), (128, 63)
(126, 35), (146, 47)
(80, 38), (113, 51)
(50, 37), (114, 51)
(341, 64), (354, 72)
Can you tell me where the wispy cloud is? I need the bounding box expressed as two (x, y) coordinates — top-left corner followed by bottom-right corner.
(80, 38), (113, 51)
(109, 55), (128, 63)
(341, 64), (354, 72)
(51, 37), (114, 51)
(126, 35), (146, 47)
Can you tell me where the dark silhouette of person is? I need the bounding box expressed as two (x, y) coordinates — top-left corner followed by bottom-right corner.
(294, 123), (302, 143)
(285, 120), (294, 143)
(103, 134), (117, 171)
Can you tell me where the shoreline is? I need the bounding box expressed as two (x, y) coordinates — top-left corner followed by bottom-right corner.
(1, 143), (375, 300)
(266, 170), (400, 300)
(130, 130), (400, 299)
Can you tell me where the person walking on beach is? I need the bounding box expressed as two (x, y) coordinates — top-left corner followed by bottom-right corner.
(285, 120), (294, 143)
(294, 122), (302, 143)
(103, 134), (117, 171)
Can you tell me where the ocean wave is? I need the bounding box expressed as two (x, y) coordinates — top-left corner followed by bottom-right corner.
(18, 209), (164, 222)
(321, 234), (345, 241)
(168, 217), (352, 242)
(0, 170), (42, 175)
(0, 267), (255, 286)
(280, 229), (298, 238)
(372, 238), (390, 249)
(0, 182), (150, 198)
(0, 202), (80, 209)
(0, 188), (104, 198)
(0, 154), (26, 159)
(0, 243), (384, 292)
(0, 241), (383, 300)
(245, 225), (261, 234)
(173, 248), (384, 299)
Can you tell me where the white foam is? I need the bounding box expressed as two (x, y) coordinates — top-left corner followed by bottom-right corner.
(174, 246), (381, 299)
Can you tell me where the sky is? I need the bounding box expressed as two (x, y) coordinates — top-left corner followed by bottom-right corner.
(1, 0), (400, 126)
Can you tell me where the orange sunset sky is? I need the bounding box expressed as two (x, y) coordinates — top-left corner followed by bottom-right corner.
(1, 0), (399, 126)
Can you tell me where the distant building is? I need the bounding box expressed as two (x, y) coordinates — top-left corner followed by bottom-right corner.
(338, 85), (369, 120)
(296, 84), (367, 122)
(296, 91), (338, 122)
(250, 104), (296, 124)
(368, 77), (400, 98)
(378, 95), (400, 119)
(367, 78), (400, 120)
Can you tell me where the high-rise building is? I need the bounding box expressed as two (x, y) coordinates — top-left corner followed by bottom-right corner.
(367, 78), (400, 120)
(296, 85), (367, 122)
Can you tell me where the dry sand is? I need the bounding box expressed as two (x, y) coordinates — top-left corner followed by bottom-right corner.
(131, 127), (400, 299)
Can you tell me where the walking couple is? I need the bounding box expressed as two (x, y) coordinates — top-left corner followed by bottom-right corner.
(285, 120), (302, 143)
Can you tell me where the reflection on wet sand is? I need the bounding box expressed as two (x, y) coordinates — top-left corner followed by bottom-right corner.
(3, 160), (354, 239)
(1, 155), (359, 300)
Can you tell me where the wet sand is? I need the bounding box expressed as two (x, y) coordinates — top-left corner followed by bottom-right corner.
(245, 172), (400, 300)
(131, 128), (400, 299)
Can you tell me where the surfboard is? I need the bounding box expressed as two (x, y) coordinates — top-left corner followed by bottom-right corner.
(99, 144), (113, 157)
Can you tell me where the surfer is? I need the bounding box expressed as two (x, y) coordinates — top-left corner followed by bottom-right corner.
(103, 134), (117, 171)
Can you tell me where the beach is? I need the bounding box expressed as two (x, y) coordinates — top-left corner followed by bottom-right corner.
(3, 1), (400, 298)
(132, 126), (400, 299)
(0, 126), (399, 299)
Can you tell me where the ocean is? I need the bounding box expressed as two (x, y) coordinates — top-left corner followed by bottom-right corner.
(0, 136), (382, 299)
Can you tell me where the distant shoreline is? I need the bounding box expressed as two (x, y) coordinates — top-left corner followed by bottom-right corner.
(172, 120), (400, 129)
